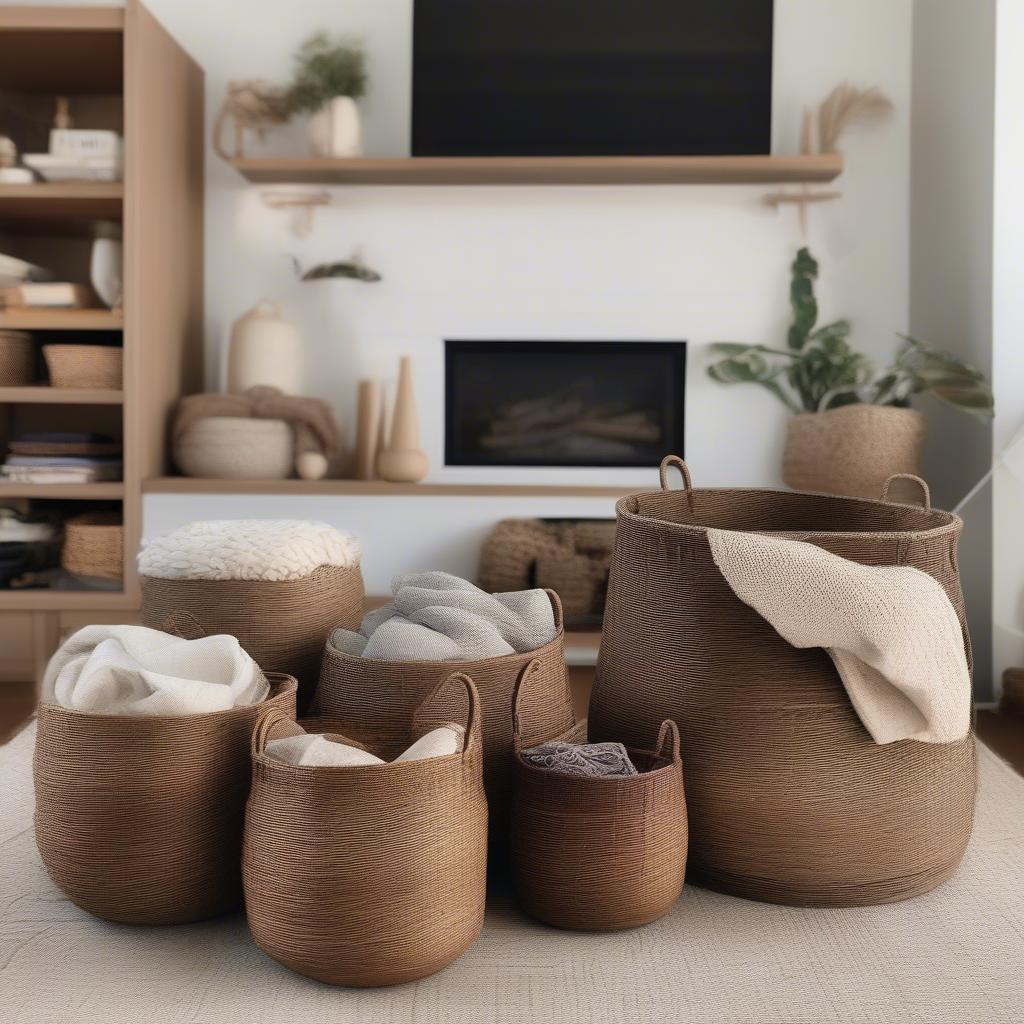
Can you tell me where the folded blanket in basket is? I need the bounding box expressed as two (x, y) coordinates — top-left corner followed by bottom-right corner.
(266, 723), (464, 767)
(41, 624), (268, 716)
(706, 529), (972, 745)
(520, 740), (638, 778)
(330, 571), (556, 661)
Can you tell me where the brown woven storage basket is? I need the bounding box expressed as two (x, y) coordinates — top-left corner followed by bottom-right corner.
(315, 588), (578, 832)
(590, 455), (977, 908)
(141, 563), (364, 713)
(61, 511), (123, 581)
(34, 673), (297, 925)
(510, 661), (687, 930)
(43, 343), (123, 389)
(0, 330), (34, 385)
(244, 672), (488, 987)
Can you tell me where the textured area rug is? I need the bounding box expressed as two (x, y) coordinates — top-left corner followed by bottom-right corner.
(2, 724), (1022, 1024)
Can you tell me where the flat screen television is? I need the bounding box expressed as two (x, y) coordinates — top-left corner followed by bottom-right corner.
(412, 0), (773, 157)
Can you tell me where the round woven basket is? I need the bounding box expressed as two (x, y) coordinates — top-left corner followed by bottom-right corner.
(510, 661), (687, 931)
(34, 674), (297, 925)
(141, 563), (364, 714)
(244, 672), (488, 987)
(0, 330), (34, 385)
(61, 511), (122, 581)
(43, 343), (123, 389)
(315, 589), (578, 833)
(590, 456), (977, 908)
(173, 416), (294, 479)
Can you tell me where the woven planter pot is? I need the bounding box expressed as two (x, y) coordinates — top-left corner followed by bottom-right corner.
(34, 674), (297, 925)
(0, 330), (33, 385)
(61, 511), (122, 582)
(511, 662), (687, 931)
(141, 564), (363, 714)
(315, 589), (578, 834)
(43, 344), (123, 389)
(589, 456), (976, 908)
(244, 672), (487, 987)
(782, 404), (926, 498)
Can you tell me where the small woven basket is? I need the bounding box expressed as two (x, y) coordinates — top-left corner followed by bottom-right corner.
(34, 674), (298, 925)
(0, 331), (34, 385)
(61, 511), (123, 581)
(244, 672), (488, 987)
(511, 661), (687, 931)
(43, 343), (123, 389)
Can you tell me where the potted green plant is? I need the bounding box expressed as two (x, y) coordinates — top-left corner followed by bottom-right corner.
(707, 248), (993, 498)
(287, 32), (368, 158)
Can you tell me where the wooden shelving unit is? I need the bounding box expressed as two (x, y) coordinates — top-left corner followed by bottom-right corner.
(0, 482), (124, 500)
(0, 309), (123, 330)
(231, 153), (843, 187)
(0, 387), (123, 404)
(0, 183), (124, 230)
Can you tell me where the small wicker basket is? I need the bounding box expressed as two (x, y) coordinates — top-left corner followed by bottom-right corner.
(62, 511), (123, 581)
(43, 343), (123, 389)
(0, 330), (34, 385)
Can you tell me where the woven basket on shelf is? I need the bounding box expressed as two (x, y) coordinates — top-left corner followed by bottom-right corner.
(43, 343), (123, 389)
(244, 672), (488, 987)
(510, 661), (687, 931)
(0, 330), (34, 385)
(315, 589), (578, 834)
(34, 674), (297, 925)
(61, 511), (123, 581)
(589, 455), (977, 908)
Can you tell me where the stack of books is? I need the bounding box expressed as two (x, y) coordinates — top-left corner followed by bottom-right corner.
(2, 433), (122, 484)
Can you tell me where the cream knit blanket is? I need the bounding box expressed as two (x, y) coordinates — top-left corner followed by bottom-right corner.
(706, 529), (971, 744)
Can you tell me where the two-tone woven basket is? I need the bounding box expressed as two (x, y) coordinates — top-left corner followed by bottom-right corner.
(243, 672), (488, 987)
(33, 674), (297, 925)
(61, 511), (123, 582)
(43, 343), (123, 389)
(590, 456), (977, 908)
(511, 660), (687, 930)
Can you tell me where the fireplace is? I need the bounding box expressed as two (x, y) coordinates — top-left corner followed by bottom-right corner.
(444, 340), (686, 467)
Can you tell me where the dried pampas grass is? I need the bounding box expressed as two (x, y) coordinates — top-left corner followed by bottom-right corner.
(818, 83), (893, 153)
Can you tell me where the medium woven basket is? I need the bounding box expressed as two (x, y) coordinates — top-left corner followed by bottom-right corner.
(510, 661), (687, 931)
(315, 589), (578, 833)
(141, 563), (364, 713)
(0, 330), (34, 385)
(34, 674), (297, 925)
(61, 511), (123, 581)
(590, 456), (977, 908)
(43, 343), (123, 389)
(244, 672), (488, 987)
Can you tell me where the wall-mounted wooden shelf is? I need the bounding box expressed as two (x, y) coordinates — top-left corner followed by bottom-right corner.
(0, 183), (124, 230)
(144, 477), (637, 499)
(0, 309), (122, 330)
(0, 386), (124, 404)
(231, 153), (844, 187)
(0, 482), (124, 500)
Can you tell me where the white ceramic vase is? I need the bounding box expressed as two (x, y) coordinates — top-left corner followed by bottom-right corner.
(306, 96), (362, 158)
(227, 300), (304, 395)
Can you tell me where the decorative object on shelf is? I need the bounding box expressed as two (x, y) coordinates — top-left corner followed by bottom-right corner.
(0, 330), (33, 385)
(13, 282), (98, 309)
(227, 300), (303, 395)
(287, 31), (368, 158)
(0, 506), (59, 588)
(212, 79), (291, 160)
(478, 518), (616, 623)
(43, 343), (122, 389)
(707, 247), (993, 497)
(89, 222), (123, 309)
(61, 511), (123, 583)
(353, 378), (381, 479)
(0, 251), (52, 290)
(298, 253), (381, 282)
(0, 134), (31, 183)
(23, 96), (123, 182)
(377, 355), (428, 482)
(590, 456), (976, 907)
(172, 386), (343, 480)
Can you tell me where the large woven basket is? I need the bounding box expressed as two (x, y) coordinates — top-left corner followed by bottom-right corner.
(61, 511), (123, 581)
(244, 672), (488, 987)
(315, 589), (578, 833)
(141, 564), (364, 713)
(0, 330), (33, 385)
(511, 661), (687, 930)
(590, 456), (977, 908)
(34, 674), (297, 925)
(43, 343), (123, 389)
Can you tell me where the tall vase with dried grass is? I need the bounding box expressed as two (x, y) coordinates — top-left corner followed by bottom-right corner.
(707, 248), (993, 498)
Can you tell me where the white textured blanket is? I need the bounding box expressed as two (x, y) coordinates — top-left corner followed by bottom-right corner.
(42, 625), (267, 716)
(707, 529), (972, 744)
(331, 571), (556, 661)
(266, 724), (464, 767)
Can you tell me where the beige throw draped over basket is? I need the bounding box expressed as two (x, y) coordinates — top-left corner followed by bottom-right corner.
(511, 660), (688, 931)
(33, 674), (298, 925)
(590, 456), (977, 907)
(243, 672), (488, 987)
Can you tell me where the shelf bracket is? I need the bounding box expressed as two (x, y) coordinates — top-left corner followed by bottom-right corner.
(260, 188), (330, 238)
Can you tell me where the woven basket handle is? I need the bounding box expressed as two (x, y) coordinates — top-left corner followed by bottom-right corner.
(251, 704), (305, 758)
(880, 473), (931, 510)
(411, 671), (482, 759)
(659, 454), (693, 492)
(654, 719), (682, 766)
(161, 610), (208, 641)
(511, 658), (544, 754)
(544, 588), (564, 633)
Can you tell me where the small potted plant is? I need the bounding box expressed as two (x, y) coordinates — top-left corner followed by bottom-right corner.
(287, 32), (367, 158)
(708, 247), (993, 498)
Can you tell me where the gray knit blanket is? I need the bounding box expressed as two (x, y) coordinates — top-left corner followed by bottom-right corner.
(520, 740), (638, 778)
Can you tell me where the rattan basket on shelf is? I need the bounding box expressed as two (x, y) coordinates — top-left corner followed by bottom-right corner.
(43, 343), (123, 389)
(0, 330), (34, 385)
(61, 512), (123, 581)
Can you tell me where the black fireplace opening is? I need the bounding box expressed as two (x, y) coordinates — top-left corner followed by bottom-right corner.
(444, 340), (686, 468)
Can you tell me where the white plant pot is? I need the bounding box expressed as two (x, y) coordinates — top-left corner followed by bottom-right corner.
(306, 96), (363, 158)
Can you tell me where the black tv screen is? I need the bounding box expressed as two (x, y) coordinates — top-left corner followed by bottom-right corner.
(412, 0), (774, 157)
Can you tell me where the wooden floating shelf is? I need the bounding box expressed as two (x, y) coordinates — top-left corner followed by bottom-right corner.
(144, 477), (637, 498)
(0, 482), (124, 499)
(0, 386), (124, 404)
(232, 153), (844, 187)
(0, 589), (133, 611)
(0, 309), (122, 330)
(0, 183), (123, 229)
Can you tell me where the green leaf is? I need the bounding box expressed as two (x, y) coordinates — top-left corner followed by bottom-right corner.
(787, 247), (819, 350)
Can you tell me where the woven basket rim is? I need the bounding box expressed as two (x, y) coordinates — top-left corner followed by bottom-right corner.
(617, 485), (961, 542)
(139, 563), (360, 585)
